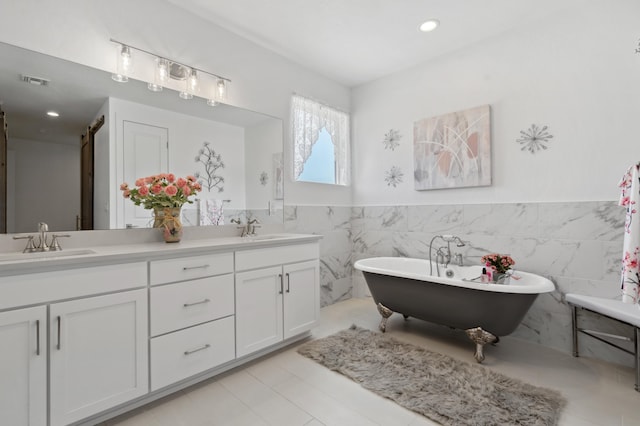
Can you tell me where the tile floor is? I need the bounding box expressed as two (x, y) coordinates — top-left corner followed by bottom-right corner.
(104, 298), (640, 426)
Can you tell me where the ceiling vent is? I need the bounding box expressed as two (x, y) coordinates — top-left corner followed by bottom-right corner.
(21, 75), (50, 86)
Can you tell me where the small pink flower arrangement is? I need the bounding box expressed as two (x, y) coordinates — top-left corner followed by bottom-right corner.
(120, 173), (202, 210)
(481, 253), (515, 275)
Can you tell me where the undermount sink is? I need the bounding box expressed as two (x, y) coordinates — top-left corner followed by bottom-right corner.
(0, 248), (96, 263)
(242, 234), (292, 241)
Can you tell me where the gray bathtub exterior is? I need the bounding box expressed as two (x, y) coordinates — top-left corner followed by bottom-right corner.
(362, 271), (539, 336)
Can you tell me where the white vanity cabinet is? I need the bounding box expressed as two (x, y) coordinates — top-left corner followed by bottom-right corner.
(0, 261), (148, 426)
(0, 306), (47, 426)
(149, 253), (236, 391)
(49, 289), (148, 426)
(235, 243), (319, 357)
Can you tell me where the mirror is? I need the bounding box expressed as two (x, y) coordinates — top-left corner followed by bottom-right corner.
(0, 41), (284, 233)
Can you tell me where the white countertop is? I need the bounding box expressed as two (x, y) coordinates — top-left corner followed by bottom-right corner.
(0, 233), (322, 276)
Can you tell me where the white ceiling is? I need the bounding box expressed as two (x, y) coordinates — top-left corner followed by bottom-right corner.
(167, 0), (579, 87)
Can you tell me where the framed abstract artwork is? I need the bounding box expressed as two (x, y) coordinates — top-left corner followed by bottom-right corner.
(413, 105), (491, 190)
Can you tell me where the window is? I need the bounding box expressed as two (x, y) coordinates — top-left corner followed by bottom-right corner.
(291, 94), (350, 185)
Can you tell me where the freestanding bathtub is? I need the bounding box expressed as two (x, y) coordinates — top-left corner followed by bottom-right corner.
(354, 257), (555, 362)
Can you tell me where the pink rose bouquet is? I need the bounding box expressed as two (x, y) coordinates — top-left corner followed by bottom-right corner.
(481, 253), (515, 275)
(120, 173), (202, 210)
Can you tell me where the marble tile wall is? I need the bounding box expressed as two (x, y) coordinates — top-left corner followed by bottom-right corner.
(285, 206), (353, 307)
(287, 201), (634, 367)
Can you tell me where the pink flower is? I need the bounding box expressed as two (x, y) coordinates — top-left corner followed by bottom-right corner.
(138, 185), (149, 196)
(123, 190), (130, 198)
(164, 184), (178, 196)
(145, 176), (154, 184)
(176, 178), (187, 188)
(183, 186), (191, 196)
(151, 184), (163, 194)
(135, 178), (145, 187)
(167, 173), (175, 183)
(187, 175), (197, 182)
(120, 183), (129, 190)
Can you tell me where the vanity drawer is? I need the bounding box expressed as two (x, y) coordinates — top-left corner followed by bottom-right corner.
(150, 274), (234, 336)
(150, 316), (235, 391)
(235, 243), (319, 271)
(149, 252), (233, 285)
(0, 262), (147, 310)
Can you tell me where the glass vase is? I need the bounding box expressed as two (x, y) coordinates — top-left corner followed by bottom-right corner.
(153, 206), (183, 243)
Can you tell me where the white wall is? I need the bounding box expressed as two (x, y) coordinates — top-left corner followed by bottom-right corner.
(93, 99), (111, 230)
(0, 0), (352, 208)
(245, 120), (283, 211)
(7, 138), (79, 233)
(108, 98), (246, 228)
(351, 2), (640, 205)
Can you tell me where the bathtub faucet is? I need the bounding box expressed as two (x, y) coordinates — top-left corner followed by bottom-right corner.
(429, 234), (466, 277)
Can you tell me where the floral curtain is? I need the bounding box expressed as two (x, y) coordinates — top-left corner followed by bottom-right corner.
(619, 162), (640, 304)
(291, 94), (350, 185)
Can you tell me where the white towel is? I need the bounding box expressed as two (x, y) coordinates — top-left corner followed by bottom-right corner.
(199, 199), (225, 226)
(619, 162), (640, 304)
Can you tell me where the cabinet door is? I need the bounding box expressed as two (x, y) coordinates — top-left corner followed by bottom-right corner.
(0, 306), (46, 426)
(235, 266), (283, 357)
(283, 260), (319, 339)
(49, 289), (148, 426)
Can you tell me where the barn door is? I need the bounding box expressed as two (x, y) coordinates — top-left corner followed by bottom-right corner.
(0, 108), (7, 233)
(79, 116), (104, 230)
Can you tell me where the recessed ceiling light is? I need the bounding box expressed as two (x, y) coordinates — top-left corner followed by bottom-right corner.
(46, 111), (59, 117)
(419, 19), (440, 32)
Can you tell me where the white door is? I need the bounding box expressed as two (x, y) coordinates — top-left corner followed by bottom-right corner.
(283, 260), (319, 339)
(122, 121), (168, 228)
(0, 306), (46, 426)
(49, 289), (148, 426)
(235, 266), (284, 357)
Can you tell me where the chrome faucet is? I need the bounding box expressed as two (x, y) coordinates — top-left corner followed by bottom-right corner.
(230, 218), (248, 237)
(428, 234), (466, 277)
(38, 222), (49, 251)
(12, 223), (71, 253)
(247, 218), (261, 236)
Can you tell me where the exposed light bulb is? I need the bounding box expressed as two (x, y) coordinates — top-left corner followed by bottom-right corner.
(148, 57), (169, 92)
(216, 78), (227, 101)
(179, 68), (198, 99)
(112, 44), (132, 82)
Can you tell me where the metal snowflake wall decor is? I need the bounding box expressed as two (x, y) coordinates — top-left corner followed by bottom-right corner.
(516, 124), (553, 154)
(260, 171), (268, 186)
(194, 141), (225, 192)
(382, 129), (402, 151)
(385, 166), (404, 187)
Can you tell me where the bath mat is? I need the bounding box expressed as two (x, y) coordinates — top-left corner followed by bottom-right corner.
(297, 325), (566, 426)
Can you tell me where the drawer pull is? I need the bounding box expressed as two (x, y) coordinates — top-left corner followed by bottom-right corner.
(184, 344), (211, 356)
(56, 316), (61, 350)
(286, 273), (291, 293)
(35, 320), (40, 356)
(182, 264), (210, 271)
(278, 274), (283, 294)
(183, 298), (211, 308)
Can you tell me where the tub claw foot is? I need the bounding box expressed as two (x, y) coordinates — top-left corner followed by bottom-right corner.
(465, 327), (497, 363)
(377, 303), (393, 332)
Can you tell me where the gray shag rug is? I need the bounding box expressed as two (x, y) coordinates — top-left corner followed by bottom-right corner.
(297, 325), (566, 426)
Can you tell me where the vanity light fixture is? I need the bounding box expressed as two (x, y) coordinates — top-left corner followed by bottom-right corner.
(46, 111), (59, 117)
(111, 44), (132, 82)
(179, 68), (198, 100)
(110, 39), (231, 104)
(148, 57), (169, 92)
(419, 19), (440, 32)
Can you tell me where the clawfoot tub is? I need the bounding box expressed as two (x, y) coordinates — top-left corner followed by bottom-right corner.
(354, 257), (554, 362)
